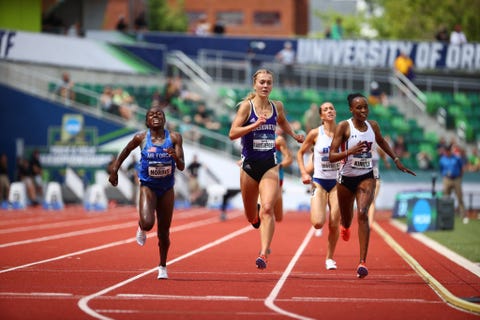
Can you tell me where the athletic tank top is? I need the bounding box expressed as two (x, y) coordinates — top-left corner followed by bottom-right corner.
(340, 119), (375, 177)
(241, 100), (278, 162)
(313, 125), (340, 180)
(138, 129), (176, 188)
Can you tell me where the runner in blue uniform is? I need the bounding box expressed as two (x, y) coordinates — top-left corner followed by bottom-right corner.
(329, 93), (415, 278)
(109, 106), (185, 279)
(229, 69), (304, 269)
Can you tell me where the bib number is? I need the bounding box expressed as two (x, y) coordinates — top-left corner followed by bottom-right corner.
(148, 162), (172, 178)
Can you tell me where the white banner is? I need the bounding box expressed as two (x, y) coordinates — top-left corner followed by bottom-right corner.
(297, 39), (480, 71)
(0, 30), (140, 73)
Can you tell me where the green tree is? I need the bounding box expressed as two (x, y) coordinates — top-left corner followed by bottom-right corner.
(365, 0), (480, 41)
(148, 0), (188, 32)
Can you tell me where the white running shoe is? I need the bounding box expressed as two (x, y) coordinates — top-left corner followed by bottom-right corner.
(315, 228), (323, 237)
(136, 226), (146, 246)
(157, 266), (168, 279)
(325, 259), (337, 270)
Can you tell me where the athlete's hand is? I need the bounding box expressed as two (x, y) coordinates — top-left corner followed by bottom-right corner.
(293, 133), (305, 143)
(109, 172), (118, 186)
(395, 159), (416, 176)
(300, 173), (312, 185)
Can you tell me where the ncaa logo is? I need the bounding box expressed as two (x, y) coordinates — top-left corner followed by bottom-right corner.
(412, 199), (432, 232)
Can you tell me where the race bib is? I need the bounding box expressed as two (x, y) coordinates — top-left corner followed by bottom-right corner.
(321, 156), (340, 171)
(352, 153), (373, 169)
(148, 162), (172, 178)
(252, 132), (275, 151)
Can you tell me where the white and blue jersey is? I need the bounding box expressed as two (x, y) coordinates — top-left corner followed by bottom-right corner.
(313, 125), (340, 180)
(138, 129), (176, 190)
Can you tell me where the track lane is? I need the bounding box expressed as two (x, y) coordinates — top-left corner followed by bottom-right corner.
(0, 206), (478, 319)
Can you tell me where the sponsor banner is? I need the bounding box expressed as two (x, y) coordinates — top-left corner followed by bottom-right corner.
(0, 30), (140, 73)
(297, 39), (480, 72)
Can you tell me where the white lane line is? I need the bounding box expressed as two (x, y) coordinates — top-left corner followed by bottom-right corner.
(117, 294), (249, 301)
(0, 292), (73, 297)
(0, 222), (134, 248)
(264, 227), (316, 320)
(0, 213), (136, 234)
(290, 297), (440, 303)
(77, 225), (253, 320)
(0, 215), (226, 274)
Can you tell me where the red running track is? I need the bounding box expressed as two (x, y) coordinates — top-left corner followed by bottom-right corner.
(0, 205), (479, 320)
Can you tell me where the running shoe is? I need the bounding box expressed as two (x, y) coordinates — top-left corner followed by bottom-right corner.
(315, 228), (323, 237)
(256, 255), (267, 269)
(340, 225), (350, 241)
(251, 203), (261, 229)
(136, 226), (146, 246)
(157, 266), (168, 279)
(357, 262), (368, 278)
(325, 259), (337, 270)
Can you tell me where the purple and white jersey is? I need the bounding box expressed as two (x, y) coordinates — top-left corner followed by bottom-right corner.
(241, 100), (278, 162)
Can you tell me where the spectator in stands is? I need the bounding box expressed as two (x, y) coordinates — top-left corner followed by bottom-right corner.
(436, 136), (449, 157)
(186, 155), (207, 206)
(112, 87), (138, 121)
(193, 104), (221, 130)
(116, 15), (128, 32)
(29, 149), (43, 200)
(16, 156), (38, 206)
(303, 103), (321, 134)
(466, 146), (480, 172)
(435, 25), (449, 43)
(212, 19), (226, 35)
(450, 24), (467, 45)
(275, 41), (296, 86)
(331, 18), (344, 40)
(134, 11), (148, 40)
(194, 15), (210, 36)
(368, 81), (389, 107)
(100, 86), (117, 115)
(393, 135), (410, 160)
(416, 151), (434, 170)
(0, 153), (10, 205)
(439, 144), (468, 223)
(56, 71), (75, 102)
(394, 51), (415, 81)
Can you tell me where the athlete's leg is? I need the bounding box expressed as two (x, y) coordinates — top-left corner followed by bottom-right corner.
(138, 185), (157, 231)
(336, 183), (355, 229)
(367, 178), (381, 226)
(258, 167), (280, 257)
(355, 178), (376, 262)
(326, 186), (340, 260)
(156, 188), (175, 267)
(310, 182), (327, 229)
(240, 170), (260, 224)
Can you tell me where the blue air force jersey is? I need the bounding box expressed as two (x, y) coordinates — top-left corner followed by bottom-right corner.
(138, 129), (176, 189)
